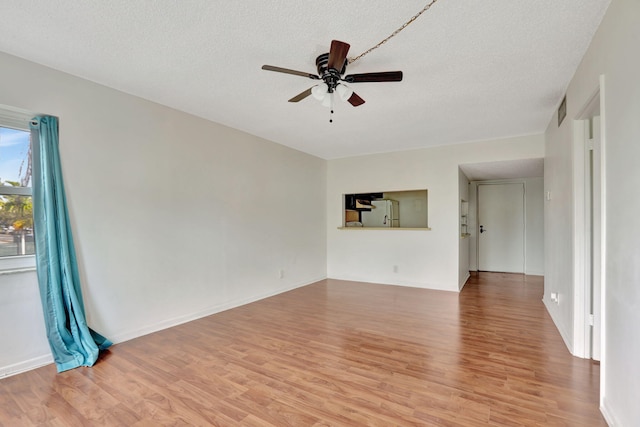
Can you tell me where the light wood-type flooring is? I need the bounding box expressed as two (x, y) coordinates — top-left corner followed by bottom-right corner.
(0, 273), (606, 426)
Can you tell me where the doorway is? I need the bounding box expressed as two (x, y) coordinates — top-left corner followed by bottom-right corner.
(460, 160), (544, 276)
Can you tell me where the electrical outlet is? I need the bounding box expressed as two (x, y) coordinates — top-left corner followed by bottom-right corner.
(279, 269), (284, 279)
(393, 265), (399, 273)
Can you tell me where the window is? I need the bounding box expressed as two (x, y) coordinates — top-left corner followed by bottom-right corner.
(0, 107), (35, 270)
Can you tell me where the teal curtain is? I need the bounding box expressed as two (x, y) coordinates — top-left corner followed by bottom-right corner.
(30, 116), (111, 373)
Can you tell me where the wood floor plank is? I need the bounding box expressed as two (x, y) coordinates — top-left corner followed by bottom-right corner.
(0, 273), (607, 425)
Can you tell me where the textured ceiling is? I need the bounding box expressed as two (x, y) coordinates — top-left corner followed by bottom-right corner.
(0, 1), (610, 159)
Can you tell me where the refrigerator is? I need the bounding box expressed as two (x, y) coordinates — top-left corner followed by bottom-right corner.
(361, 200), (400, 227)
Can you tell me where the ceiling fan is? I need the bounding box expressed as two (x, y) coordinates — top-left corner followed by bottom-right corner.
(262, 40), (403, 111)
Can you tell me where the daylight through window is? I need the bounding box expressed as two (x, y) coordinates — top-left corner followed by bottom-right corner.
(0, 124), (34, 257)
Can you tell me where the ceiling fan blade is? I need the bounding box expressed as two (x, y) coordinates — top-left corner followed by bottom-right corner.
(347, 92), (365, 107)
(288, 87), (314, 103)
(327, 40), (350, 71)
(262, 65), (319, 80)
(343, 71), (403, 83)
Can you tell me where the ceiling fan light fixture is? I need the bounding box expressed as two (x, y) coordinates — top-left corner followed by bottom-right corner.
(321, 92), (333, 108)
(336, 84), (353, 102)
(311, 83), (329, 100)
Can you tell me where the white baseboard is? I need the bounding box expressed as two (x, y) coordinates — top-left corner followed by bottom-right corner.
(543, 297), (574, 355)
(109, 276), (326, 344)
(459, 272), (470, 291)
(0, 354), (53, 379)
(525, 270), (544, 276)
(327, 274), (457, 292)
(600, 397), (618, 426)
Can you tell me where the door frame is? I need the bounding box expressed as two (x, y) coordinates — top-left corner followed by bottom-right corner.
(572, 76), (606, 371)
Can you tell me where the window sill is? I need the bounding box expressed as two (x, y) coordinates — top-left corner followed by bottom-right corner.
(0, 255), (36, 274)
(337, 227), (431, 231)
(0, 267), (37, 275)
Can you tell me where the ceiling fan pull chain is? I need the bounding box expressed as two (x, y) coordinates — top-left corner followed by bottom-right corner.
(348, 0), (439, 64)
(329, 93), (334, 123)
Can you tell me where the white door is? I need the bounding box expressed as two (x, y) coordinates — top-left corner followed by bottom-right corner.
(478, 183), (525, 273)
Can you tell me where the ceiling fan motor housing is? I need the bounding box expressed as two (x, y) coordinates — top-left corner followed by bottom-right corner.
(316, 53), (346, 92)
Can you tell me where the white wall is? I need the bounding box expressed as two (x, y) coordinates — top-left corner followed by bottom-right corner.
(525, 178), (544, 275)
(0, 52), (327, 377)
(0, 271), (52, 375)
(326, 134), (544, 291)
(544, 0), (640, 424)
(467, 177), (544, 276)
